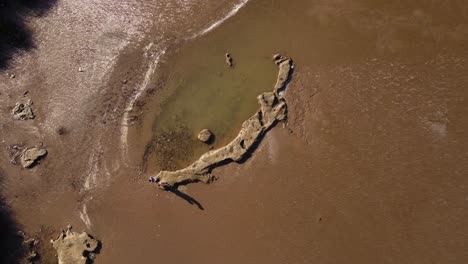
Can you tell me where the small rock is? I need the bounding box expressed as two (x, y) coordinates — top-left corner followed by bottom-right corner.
(121, 79), (128, 84)
(197, 129), (213, 143)
(27, 251), (37, 260)
(20, 147), (47, 168)
(9, 73), (15, 79)
(24, 238), (35, 247)
(11, 99), (35, 120)
(78, 67), (84, 72)
(7, 144), (25, 164)
(225, 53), (233, 67)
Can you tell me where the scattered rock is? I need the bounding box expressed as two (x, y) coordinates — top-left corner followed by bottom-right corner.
(26, 250), (37, 261)
(19, 232), (40, 263)
(51, 225), (100, 264)
(152, 55), (293, 188)
(197, 129), (213, 143)
(6, 72), (16, 78)
(7, 144), (25, 164)
(225, 53), (233, 67)
(11, 99), (35, 120)
(20, 147), (47, 168)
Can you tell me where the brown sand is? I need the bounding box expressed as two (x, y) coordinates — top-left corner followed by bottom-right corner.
(1, 0), (468, 263)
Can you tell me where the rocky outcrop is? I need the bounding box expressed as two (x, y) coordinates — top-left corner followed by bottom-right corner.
(23, 237), (39, 263)
(51, 226), (99, 264)
(151, 55), (293, 188)
(197, 129), (213, 143)
(11, 99), (35, 120)
(20, 147), (47, 168)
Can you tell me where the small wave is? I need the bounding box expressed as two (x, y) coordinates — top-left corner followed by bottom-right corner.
(190, 0), (250, 39)
(120, 44), (166, 159)
(79, 203), (93, 230)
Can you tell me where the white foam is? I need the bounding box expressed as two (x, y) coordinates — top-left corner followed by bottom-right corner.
(190, 0), (250, 39)
(120, 45), (166, 160)
(83, 139), (110, 191)
(79, 203), (93, 230)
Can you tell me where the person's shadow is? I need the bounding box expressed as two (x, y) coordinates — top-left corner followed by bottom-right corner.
(168, 188), (204, 210)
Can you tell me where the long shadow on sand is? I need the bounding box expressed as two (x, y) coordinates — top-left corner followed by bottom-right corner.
(0, 169), (25, 263)
(168, 188), (204, 210)
(0, 0), (57, 69)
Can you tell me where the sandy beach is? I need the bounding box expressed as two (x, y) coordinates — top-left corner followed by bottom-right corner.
(1, 0), (468, 263)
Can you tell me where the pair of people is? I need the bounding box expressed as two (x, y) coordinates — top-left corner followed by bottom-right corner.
(149, 176), (171, 190)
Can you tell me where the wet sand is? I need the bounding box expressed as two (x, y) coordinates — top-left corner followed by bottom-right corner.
(1, 0), (468, 263)
(98, 0), (468, 263)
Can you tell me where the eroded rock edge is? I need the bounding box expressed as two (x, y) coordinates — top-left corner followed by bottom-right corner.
(151, 55), (293, 188)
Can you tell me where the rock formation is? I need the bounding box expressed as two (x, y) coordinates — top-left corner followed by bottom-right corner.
(20, 147), (47, 168)
(225, 53), (233, 67)
(51, 226), (99, 264)
(151, 55), (293, 188)
(197, 129), (213, 143)
(11, 99), (35, 120)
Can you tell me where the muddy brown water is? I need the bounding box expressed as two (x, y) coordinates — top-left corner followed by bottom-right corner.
(2, 0), (468, 263)
(114, 0), (468, 263)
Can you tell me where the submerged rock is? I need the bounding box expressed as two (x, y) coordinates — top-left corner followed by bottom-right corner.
(20, 147), (47, 168)
(11, 99), (35, 120)
(151, 55), (293, 188)
(198, 129), (213, 143)
(51, 226), (99, 264)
